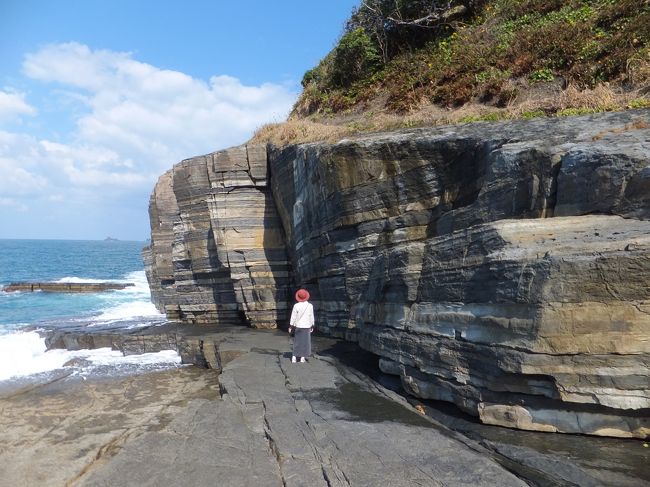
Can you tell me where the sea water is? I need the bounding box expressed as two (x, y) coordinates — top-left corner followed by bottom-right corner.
(0, 239), (180, 383)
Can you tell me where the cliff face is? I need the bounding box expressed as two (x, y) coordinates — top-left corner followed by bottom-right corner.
(144, 145), (290, 328)
(145, 110), (650, 438)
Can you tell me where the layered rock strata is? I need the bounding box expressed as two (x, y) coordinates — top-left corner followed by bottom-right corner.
(144, 144), (290, 328)
(147, 110), (650, 437)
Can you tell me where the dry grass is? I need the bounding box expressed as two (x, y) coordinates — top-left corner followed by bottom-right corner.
(252, 82), (649, 147)
(251, 120), (350, 146)
(509, 83), (646, 116)
(592, 118), (649, 141)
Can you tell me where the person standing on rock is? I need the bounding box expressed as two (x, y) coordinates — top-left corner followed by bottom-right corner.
(288, 289), (314, 363)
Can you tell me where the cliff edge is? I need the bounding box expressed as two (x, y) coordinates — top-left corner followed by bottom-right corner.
(144, 110), (650, 438)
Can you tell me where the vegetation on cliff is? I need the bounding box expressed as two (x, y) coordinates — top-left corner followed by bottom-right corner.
(253, 0), (650, 145)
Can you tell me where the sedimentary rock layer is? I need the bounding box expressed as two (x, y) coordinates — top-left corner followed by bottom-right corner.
(144, 144), (290, 328)
(268, 110), (650, 438)
(147, 110), (650, 437)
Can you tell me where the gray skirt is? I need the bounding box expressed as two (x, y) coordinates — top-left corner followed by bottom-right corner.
(293, 328), (312, 357)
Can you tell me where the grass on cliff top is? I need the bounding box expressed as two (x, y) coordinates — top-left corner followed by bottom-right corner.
(252, 0), (650, 146)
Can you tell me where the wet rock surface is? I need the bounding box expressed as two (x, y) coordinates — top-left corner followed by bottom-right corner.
(2, 327), (525, 487)
(80, 330), (526, 487)
(15, 325), (648, 486)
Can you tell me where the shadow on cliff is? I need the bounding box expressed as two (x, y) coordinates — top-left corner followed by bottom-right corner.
(262, 186), (292, 330)
(206, 227), (245, 326)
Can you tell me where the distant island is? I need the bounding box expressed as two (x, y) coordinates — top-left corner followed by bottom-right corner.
(104, 237), (119, 241)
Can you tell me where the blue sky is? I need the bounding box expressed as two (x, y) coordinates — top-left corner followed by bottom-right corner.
(0, 0), (359, 240)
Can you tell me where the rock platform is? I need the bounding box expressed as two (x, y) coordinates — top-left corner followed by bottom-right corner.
(2, 282), (134, 292)
(5, 325), (646, 487)
(73, 328), (528, 487)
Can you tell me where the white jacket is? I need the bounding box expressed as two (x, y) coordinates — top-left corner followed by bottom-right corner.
(290, 301), (314, 329)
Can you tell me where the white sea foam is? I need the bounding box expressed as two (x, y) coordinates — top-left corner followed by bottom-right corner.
(90, 301), (163, 324)
(0, 331), (181, 382)
(87, 270), (164, 326)
(54, 276), (113, 284)
(51, 271), (164, 326)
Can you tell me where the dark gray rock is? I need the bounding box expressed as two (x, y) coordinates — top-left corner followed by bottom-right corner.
(147, 109), (650, 438)
(266, 110), (650, 438)
(76, 329), (527, 487)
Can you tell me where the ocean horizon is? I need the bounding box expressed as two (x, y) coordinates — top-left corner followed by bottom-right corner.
(0, 239), (180, 383)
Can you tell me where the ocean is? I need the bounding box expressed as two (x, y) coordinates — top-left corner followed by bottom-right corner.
(0, 239), (180, 383)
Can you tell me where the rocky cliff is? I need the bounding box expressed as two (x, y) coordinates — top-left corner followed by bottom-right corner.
(144, 110), (650, 438)
(144, 145), (290, 328)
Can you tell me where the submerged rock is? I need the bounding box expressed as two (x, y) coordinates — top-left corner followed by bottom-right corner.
(145, 110), (650, 438)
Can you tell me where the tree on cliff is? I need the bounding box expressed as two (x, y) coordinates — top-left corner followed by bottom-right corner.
(349, 0), (482, 63)
(300, 0), (479, 95)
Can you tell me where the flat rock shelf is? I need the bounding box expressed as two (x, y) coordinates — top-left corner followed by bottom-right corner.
(2, 282), (135, 292)
(5, 324), (645, 487)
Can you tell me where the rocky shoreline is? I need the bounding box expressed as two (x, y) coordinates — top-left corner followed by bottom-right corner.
(1, 324), (642, 486)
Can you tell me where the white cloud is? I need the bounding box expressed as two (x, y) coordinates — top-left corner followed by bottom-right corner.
(0, 89), (36, 121)
(23, 43), (130, 91)
(22, 42), (296, 174)
(0, 132), (48, 196)
(0, 42), (298, 237)
(0, 197), (29, 212)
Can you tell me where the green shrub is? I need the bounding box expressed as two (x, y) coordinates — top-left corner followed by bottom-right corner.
(458, 112), (507, 123)
(330, 28), (381, 88)
(294, 0), (650, 116)
(556, 107), (602, 117)
(521, 109), (546, 119)
(529, 68), (555, 82)
(628, 98), (650, 109)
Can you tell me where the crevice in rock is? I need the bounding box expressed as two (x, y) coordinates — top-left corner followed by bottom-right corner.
(320, 466), (334, 487)
(477, 440), (586, 487)
(545, 151), (564, 218)
(65, 429), (134, 487)
(261, 401), (287, 487)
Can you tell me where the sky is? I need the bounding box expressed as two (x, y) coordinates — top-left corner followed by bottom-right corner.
(0, 0), (359, 240)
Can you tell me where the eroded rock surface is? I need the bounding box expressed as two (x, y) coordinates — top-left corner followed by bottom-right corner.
(146, 110), (650, 438)
(268, 111), (650, 438)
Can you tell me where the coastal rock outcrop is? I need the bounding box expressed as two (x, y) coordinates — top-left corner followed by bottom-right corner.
(146, 110), (650, 438)
(2, 282), (134, 293)
(144, 145), (291, 328)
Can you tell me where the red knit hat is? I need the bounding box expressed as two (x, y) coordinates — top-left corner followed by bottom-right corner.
(295, 289), (310, 302)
